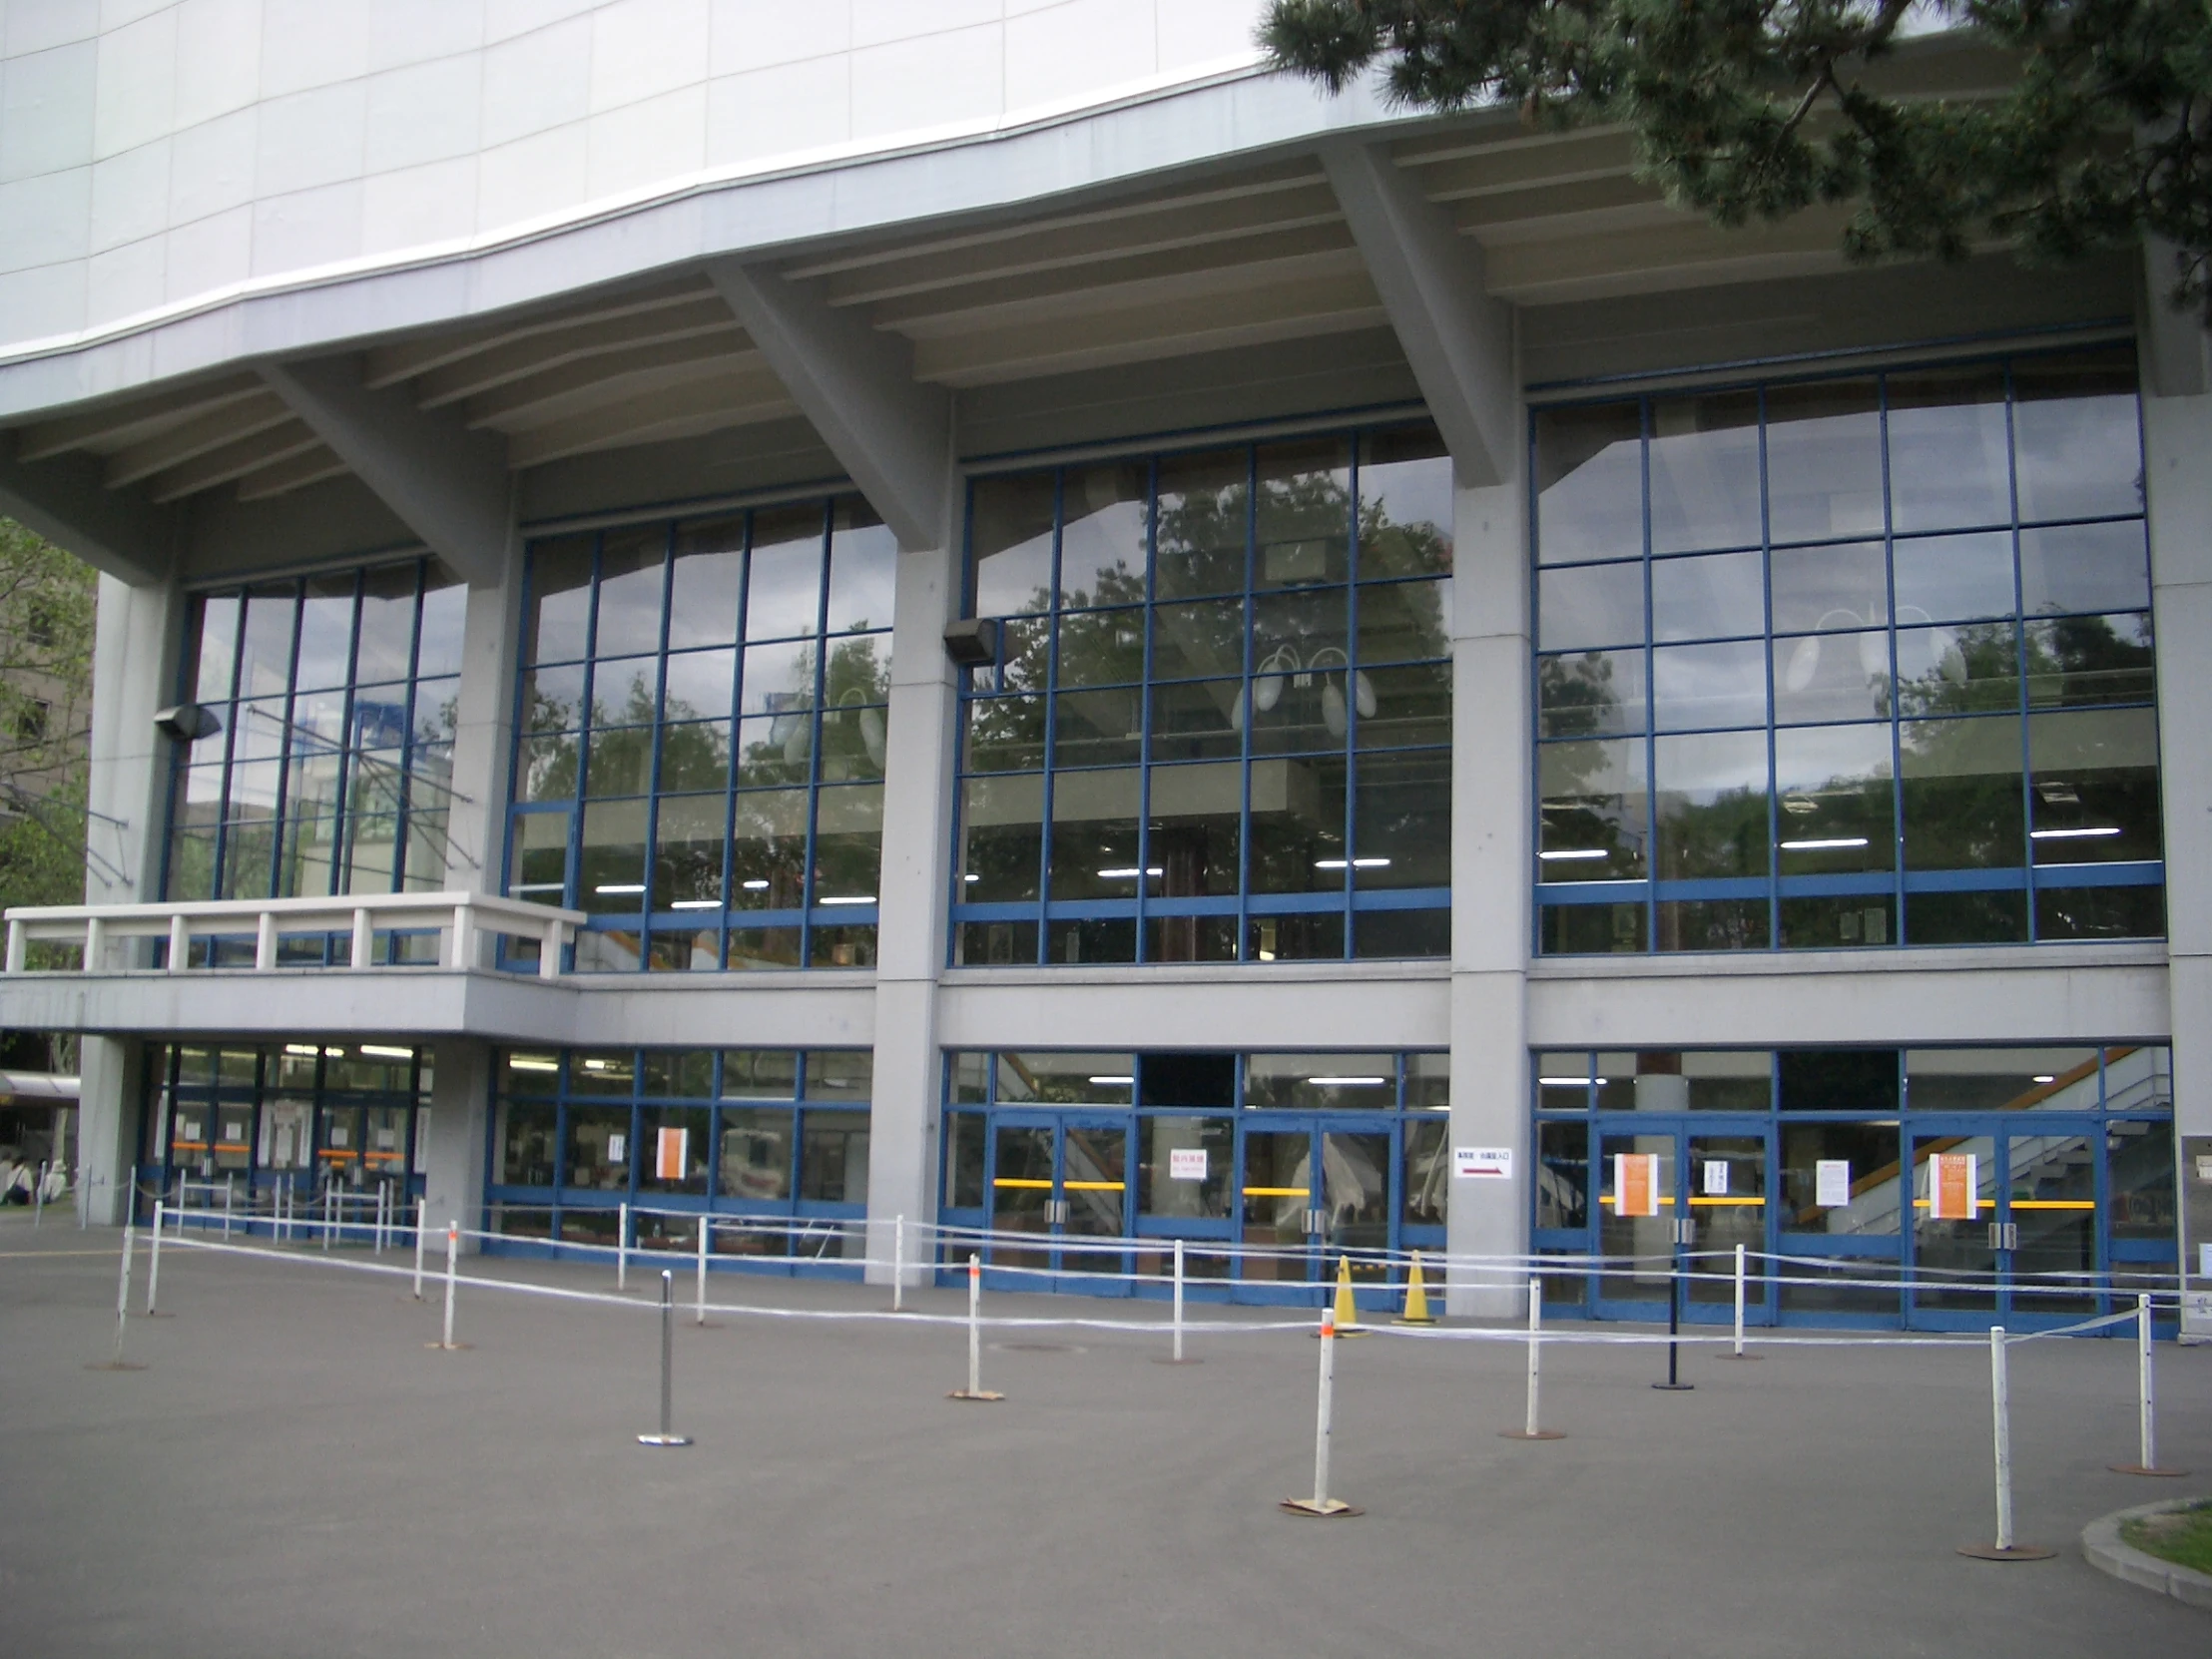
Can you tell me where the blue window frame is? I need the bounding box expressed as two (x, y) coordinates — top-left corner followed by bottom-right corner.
(136, 1039), (428, 1221)
(166, 559), (465, 916)
(1530, 1044), (2177, 1331)
(1532, 342), (2163, 953)
(507, 499), (893, 971)
(486, 1045), (873, 1272)
(953, 425), (1453, 966)
(938, 1048), (1449, 1305)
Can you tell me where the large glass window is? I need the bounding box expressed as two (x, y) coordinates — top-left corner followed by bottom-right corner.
(955, 425), (1452, 964)
(167, 561), (465, 907)
(1533, 344), (2161, 953)
(508, 499), (893, 971)
(487, 1046), (872, 1245)
(144, 1040), (428, 1198)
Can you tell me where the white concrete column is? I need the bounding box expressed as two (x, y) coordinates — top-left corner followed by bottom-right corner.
(1446, 464), (1532, 1318)
(862, 525), (960, 1286)
(422, 1040), (491, 1254)
(73, 1035), (142, 1225)
(440, 537), (523, 912)
(2144, 390), (2212, 1136)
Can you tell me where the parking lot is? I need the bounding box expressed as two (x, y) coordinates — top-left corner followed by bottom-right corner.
(2, 1216), (2205, 1657)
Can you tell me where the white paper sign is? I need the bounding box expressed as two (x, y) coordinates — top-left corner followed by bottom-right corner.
(1454, 1146), (1512, 1180)
(1702, 1160), (1729, 1197)
(2202, 1242), (2212, 1280)
(1168, 1148), (1208, 1181)
(2196, 1155), (2212, 1183)
(376, 1128), (395, 1151)
(1815, 1159), (1853, 1209)
(607, 1132), (627, 1163)
(328, 1124), (347, 1148)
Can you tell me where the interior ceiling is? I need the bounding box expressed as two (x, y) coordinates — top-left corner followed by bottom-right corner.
(6, 46), (2019, 518)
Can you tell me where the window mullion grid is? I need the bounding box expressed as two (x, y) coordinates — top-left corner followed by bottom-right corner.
(638, 524), (677, 968)
(329, 571), (366, 904)
(382, 566), (417, 902)
(799, 502), (834, 963)
(1340, 432), (1359, 957)
(1881, 374), (1908, 943)
(2004, 359), (2037, 941)
(1036, 473), (1064, 963)
(1640, 400), (1658, 952)
(1238, 447), (1257, 959)
(500, 553), (537, 911)
(209, 589), (252, 911)
(1759, 389), (1780, 951)
(565, 535), (606, 943)
(720, 513), (752, 970)
(266, 581), (305, 904)
(1136, 462), (1156, 959)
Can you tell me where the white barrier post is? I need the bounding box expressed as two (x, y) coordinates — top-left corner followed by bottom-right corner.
(2111, 1292), (2185, 1477)
(617, 1201), (630, 1292)
(1733, 1244), (1746, 1356)
(373, 1183), (385, 1255)
(948, 1253), (1002, 1401)
(891, 1214), (904, 1314)
(637, 1271), (693, 1447)
(411, 1198), (426, 1300)
(33, 1160), (44, 1227)
(1281, 1306), (1359, 1515)
(222, 1174), (233, 1240)
(1173, 1239), (1186, 1363)
(695, 1216), (709, 1327)
(97, 1218), (140, 1369)
(146, 1201), (164, 1316)
(319, 1175), (331, 1253)
(1502, 1276), (1565, 1440)
(1959, 1326), (2052, 1560)
(430, 1221), (460, 1351)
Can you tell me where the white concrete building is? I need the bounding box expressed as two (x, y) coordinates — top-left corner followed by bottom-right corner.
(0, 0), (2202, 1328)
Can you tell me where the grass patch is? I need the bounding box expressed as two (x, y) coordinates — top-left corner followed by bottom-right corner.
(2121, 1502), (2212, 1574)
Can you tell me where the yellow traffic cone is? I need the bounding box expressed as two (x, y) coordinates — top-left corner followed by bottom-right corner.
(1330, 1254), (1367, 1336)
(1395, 1251), (1437, 1326)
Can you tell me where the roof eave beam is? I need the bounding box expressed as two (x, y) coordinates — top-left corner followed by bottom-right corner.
(1321, 140), (1516, 487)
(0, 436), (176, 586)
(709, 260), (951, 550)
(258, 353), (512, 586)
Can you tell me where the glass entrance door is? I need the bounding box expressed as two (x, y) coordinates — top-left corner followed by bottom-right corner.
(1908, 1120), (2102, 1329)
(1595, 1122), (1772, 1322)
(1237, 1121), (1395, 1302)
(984, 1117), (1132, 1293)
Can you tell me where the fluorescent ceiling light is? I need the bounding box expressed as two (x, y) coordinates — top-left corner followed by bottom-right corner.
(284, 1043), (318, 1056)
(510, 881), (564, 893)
(323, 1047), (344, 1058)
(593, 882), (646, 894)
(359, 1044), (412, 1060)
(963, 873), (980, 882)
(669, 899), (720, 910)
(2033, 1074), (2056, 1084)
(507, 1057), (558, 1072)
(1779, 836), (1870, 850)
(819, 895), (875, 905)
(1314, 857), (1391, 869)
(1087, 1075), (1134, 1086)
(1096, 866), (1162, 879)
(1308, 1075), (1386, 1086)
(1538, 1076), (1603, 1087)
(1538, 848), (1608, 861)
(741, 878), (771, 890)
(2029, 826), (2120, 839)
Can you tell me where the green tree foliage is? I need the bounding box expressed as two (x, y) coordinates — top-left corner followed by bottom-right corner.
(1261, 0), (2212, 313)
(0, 519), (95, 913)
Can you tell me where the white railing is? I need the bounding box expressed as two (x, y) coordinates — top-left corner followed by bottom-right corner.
(3, 891), (585, 979)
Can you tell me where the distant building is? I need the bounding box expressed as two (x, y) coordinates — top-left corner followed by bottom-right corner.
(0, 5), (2201, 1330)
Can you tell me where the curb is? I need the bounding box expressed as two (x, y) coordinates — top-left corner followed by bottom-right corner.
(2080, 1499), (2212, 1610)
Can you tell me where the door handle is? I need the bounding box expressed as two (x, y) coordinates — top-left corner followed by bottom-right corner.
(1047, 1199), (1068, 1226)
(1303, 1208), (1325, 1236)
(1988, 1221), (2017, 1251)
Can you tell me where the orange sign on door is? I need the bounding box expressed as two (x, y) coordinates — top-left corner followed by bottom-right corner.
(656, 1126), (690, 1181)
(1930, 1152), (1978, 1221)
(1615, 1153), (1661, 1218)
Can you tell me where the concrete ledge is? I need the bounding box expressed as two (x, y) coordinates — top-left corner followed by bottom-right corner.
(2081, 1499), (2212, 1609)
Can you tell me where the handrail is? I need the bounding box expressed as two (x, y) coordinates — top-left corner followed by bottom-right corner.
(3, 891), (586, 979)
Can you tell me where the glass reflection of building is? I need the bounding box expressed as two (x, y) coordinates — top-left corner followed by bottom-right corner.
(1533, 345), (2161, 954)
(165, 561), (465, 926)
(954, 425), (1454, 965)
